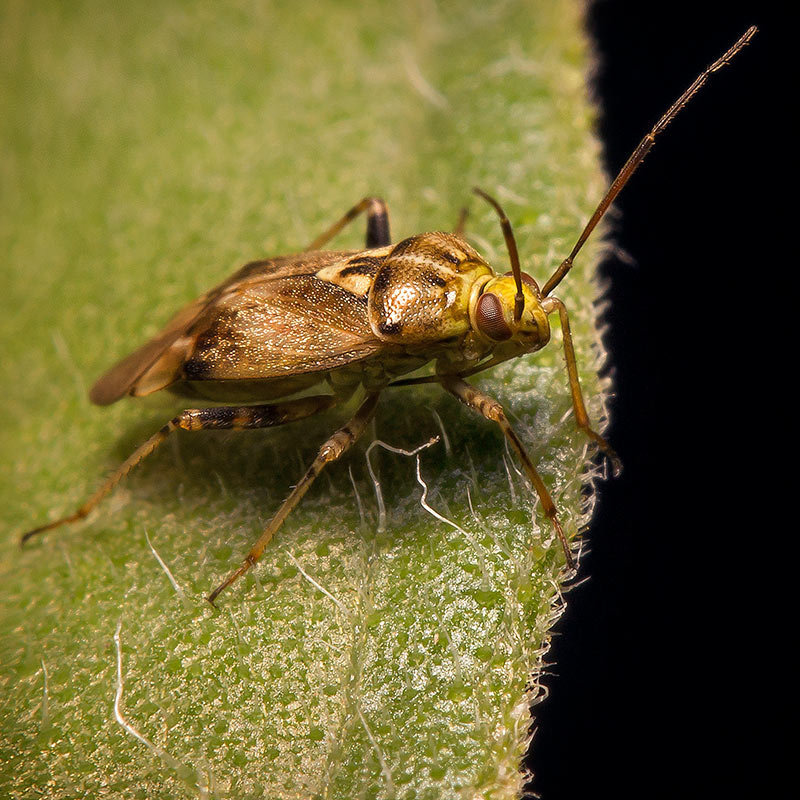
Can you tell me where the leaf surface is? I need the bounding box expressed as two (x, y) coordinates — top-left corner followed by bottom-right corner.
(0, 1), (609, 797)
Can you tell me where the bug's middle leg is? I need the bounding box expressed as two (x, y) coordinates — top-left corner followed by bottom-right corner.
(207, 390), (381, 605)
(305, 197), (391, 250)
(20, 394), (337, 545)
(441, 376), (576, 568)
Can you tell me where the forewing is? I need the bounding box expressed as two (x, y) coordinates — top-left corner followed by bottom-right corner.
(90, 249), (391, 403)
(179, 271), (383, 381)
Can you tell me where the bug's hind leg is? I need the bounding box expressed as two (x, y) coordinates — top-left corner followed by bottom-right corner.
(20, 394), (337, 545)
(305, 197), (391, 250)
(441, 376), (576, 569)
(207, 391), (380, 605)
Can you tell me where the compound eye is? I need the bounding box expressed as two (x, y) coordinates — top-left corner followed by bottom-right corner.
(476, 292), (512, 341)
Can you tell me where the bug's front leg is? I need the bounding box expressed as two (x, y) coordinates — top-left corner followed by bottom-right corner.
(305, 196), (391, 250)
(207, 391), (381, 605)
(440, 376), (576, 569)
(20, 395), (338, 545)
(544, 296), (621, 475)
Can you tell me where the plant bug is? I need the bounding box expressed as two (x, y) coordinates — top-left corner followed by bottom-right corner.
(21, 27), (756, 605)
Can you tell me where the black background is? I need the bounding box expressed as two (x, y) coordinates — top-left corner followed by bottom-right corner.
(524, 2), (779, 799)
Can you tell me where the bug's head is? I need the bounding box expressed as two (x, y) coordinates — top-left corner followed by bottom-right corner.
(469, 189), (551, 353)
(471, 272), (550, 352)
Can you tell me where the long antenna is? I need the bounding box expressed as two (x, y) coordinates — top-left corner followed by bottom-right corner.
(541, 25), (757, 298)
(472, 187), (533, 321)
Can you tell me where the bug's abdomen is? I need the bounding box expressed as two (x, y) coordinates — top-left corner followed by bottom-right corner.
(368, 232), (492, 344)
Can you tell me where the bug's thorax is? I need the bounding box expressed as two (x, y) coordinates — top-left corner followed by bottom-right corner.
(367, 231), (494, 344)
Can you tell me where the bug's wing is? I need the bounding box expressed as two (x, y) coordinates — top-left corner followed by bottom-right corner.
(89, 250), (388, 404)
(175, 272), (384, 383)
(89, 294), (212, 405)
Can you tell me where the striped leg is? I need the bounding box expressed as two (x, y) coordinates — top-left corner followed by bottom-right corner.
(207, 391), (380, 605)
(20, 395), (337, 545)
(305, 197), (391, 250)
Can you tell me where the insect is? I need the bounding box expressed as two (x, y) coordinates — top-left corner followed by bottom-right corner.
(21, 28), (755, 605)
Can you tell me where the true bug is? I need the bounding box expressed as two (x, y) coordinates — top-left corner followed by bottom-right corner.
(21, 28), (755, 605)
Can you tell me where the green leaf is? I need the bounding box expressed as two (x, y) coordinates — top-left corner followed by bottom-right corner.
(0, 1), (609, 797)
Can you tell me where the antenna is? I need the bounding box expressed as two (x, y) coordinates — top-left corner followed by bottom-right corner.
(472, 187), (534, 321)
(541, 25), (757, 297)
